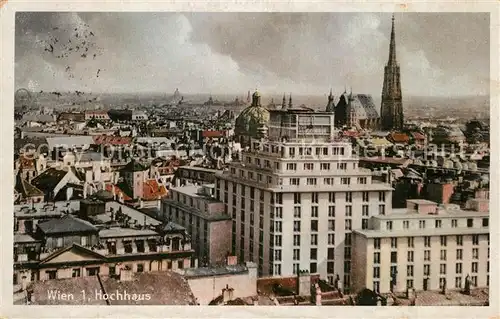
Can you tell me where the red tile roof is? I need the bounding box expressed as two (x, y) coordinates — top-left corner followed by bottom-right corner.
(93, 135), (132, 145)
(143, 179), (168, 200)
(411, 132), (426, 140)
(389, 132), (410, 143)
(105, 183), (132, 201)
(202, 130), (226, 138)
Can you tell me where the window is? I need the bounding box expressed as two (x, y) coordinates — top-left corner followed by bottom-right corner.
(324, 178), (334, 185)
(274, 250), (282, 261)
(328, 206), (335, 217)
(275, 221), (282, 232)
(310, 248), (318, 260)
(293, 263), (300, 275)
(345, 219), (352, 230)
(344, 260), (351, 272)
(274, 264), (281, 276)
(374, 238), (381, 249)
(294, 193), (301, 204)
(328, 234), (335, 245)
(72, 268), (81, 278)
(424, 250), (431, 261)
(403, 220), (409, 229)
(482, 218), (489, 227)
(80, 236), (87, 246)
(294, 207), (301, 218)
(391, 237), (398, 248)
(328, 192), (335, 203)
(358, 177), (367, 184)
(456, 235), (463, 246)
(304, 163), (314, 170)
(307, 178), (317, 185)
(320, 163), (331, 170)
(387, 221), (393, 230)
(407, 251), (414, 262)
(379, 205), (385, 215)
(373, 281), (380, 293)
(328, 248), (335, 260)
(311, 220), (318, 232)
(341, 178), (350, 185)
(310, 263), (317, 274)
(287, 163), (297, 171)
(390, 251), (398, 263)
(346, 206), (352, 216)
(435, 220), (442, 228)
(362, 192), (369, 202)
(345, 233), (352, 246)
(137, 264), (144, 273)
(452, 219), (458, 228)
(440, 264), (446, 275)
(424, 236), (431, 247)
(406, 279), (414, 289)
(293, 249), (300, 261)
(327, 262), (334, 274)
(311, 206), (319, 217)
(345, 192), (352, 202)
(407, 265), (414, 277)
(467, 219), (473, 227)
(294, 221), (301, 232)
(472, 262), (478, 273)
(328, 219), (335, 231)
(472, 235), (479, 245)
(440, 236), (447, 246)
(455, 277), (462, 288)
(424, 264), (430, 276)
(362, 205), (369, 216)
(472, 276), (478, 286)
(311, 234), (318, 245)
(440, 250), (447, 261)
(312, 193), (319, 204)
(362, 219), (369, 230)
(379, 192), (386, 202)
(407, 237), (414, 248)
(290, 178), (300, 185)
(472, 248), (479, 259)
(344, 247), (352, 259)
(56, 237), (63, 248)
(456, 249), (463, 260)
(439, 277), (446, 289)
(293, 235), (300, 246)
(456, 263), (462, 274)
(373, 267), (380, 278)
(275, 235), (282, 246)
(419, 220), (426, 229)
(374, 252), (381, 264)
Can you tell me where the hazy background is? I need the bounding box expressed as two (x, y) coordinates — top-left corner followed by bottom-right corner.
(15, 12), (489, 98)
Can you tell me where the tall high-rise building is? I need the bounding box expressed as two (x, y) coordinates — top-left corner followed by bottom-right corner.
(380, 14), (404, 131)
(215, 105), (392, 292)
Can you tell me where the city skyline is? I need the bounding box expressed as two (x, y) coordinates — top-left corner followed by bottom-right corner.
(16, 12), (489, 97)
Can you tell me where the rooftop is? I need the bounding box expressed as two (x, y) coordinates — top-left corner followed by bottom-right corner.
(37, 215), (98, 234)
(182, 264), (249, 278)
(99, 227), (159, 238)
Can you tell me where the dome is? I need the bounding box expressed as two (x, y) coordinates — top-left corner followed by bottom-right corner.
(234, 90), (270, 142)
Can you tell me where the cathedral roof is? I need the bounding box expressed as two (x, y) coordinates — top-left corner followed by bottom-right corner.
(344, 94), (380, 119)
(234, 91), (270, 138)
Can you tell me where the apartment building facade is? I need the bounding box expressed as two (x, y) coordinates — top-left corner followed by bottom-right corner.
(352, 199), (490, 294)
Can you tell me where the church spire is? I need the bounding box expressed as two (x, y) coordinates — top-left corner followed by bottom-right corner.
(388, 13), (397, 65)
(288, 93), (293, 109)
(282, 93), (286, 109)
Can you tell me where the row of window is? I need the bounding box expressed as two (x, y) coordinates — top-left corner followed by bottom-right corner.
(386, 217), (490, 231)
(375, 248), (489, 265)
(373, 234), (485, 249)
(373, 275), (483, 293)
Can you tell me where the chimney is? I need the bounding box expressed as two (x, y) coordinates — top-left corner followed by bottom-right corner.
(222, 285), (234, 304)
(314, 283), (322, 306)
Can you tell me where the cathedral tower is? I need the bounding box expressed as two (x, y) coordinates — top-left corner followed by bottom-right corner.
(380, 14), (404, 131)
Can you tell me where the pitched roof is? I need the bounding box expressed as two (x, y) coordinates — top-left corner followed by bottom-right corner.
(388, 132), (410, 143)
(121, 159), (148, 172)
(39, 243), (106, 264)
(105, 183), (132, 201)
(37, 215), (98, 234)
(92, 135), (132, 145)
(143, 180), (168, 200)
(31, 168), (68, 192)
(57, 112), (85, 122)
(15, 173), (44, 198)
(163, 221), (186, 232)
(411, 132), (426, 140)
(344, 94), (379, 120)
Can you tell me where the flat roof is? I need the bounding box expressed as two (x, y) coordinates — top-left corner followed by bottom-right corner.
(99, 227), (159, 238)
(374, 208), (489, 220)
(406, 199), (438, 205)
(183, 264), (248, 278)
(353, 227), (489, 238)
(14, 233), (40, 243)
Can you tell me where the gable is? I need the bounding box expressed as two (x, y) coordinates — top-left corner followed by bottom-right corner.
(41, 245), (105, 265)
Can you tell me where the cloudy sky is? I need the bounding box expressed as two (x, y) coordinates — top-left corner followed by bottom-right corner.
(15, 12), (489, 97)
